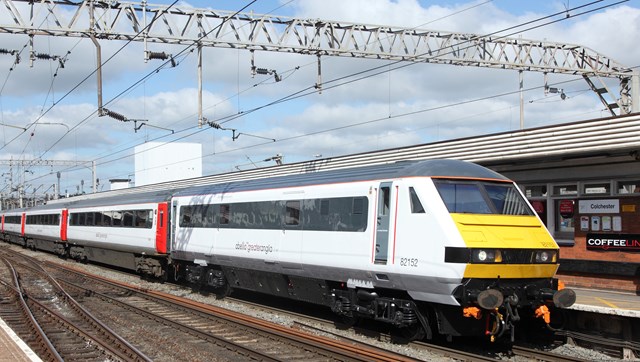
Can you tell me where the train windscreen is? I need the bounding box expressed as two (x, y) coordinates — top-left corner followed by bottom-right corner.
(434, 180), (533, 215)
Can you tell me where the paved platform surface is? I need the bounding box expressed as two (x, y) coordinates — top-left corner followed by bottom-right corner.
(0, 318), (42, 362)
(569, 287), (640, 317)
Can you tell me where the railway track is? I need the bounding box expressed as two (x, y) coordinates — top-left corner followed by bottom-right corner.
(0, 252), (150, 361)
(2, 246), (632, 362)
(2, 248), (418, 361)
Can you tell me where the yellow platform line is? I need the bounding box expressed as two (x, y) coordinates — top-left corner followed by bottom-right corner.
(595, 297), (619, 309)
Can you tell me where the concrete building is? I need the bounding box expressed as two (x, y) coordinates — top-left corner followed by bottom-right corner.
(134, 142), (202, 187)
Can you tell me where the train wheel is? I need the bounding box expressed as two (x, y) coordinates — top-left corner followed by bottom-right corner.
(214, 283), (231, 299)
(392, 324), (426, 343)
(335, 315), (359, 330)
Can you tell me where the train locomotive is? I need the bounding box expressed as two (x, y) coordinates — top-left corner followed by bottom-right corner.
(0, 159), (575, 341)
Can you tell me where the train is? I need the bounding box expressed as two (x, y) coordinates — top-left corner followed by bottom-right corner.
(0, 159), (575, 342)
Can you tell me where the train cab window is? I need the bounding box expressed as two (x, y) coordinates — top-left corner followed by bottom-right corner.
(285, 201), (300, 226)
(436, 182), (491, 214)
(409, 187), (425, 214)
(484, 184), (532, 215)
(219, 204), (230, 225)
(435, 180), (532, 215)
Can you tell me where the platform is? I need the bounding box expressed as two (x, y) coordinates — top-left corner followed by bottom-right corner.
(0, 318), (42, 362)
(569, 287), (640, 318)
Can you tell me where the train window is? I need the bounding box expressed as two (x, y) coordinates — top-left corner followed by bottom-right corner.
(436, 182), (491, 214)
(53, 214), (60, 225)
(180, 206), (193, 227)
(285, 201), (300, 226)
(100, 211), (112, 226)
(353, 198), (364, 215)
(435, 180), (533, 215)
(484, 184), (533, 216)
(179, 205), (217, 228)
(112, 212), (122, 226)
(79, 213), (87, 226)
(85, 212), (95, 226)
(219, 204), (230, 225)
(123, 211), (134, 227)
(136, 210), (152, 228)
(379, 187), (390, 216)
(409, 187), (425, 214)
(320, 200), (329, 215)
(204, 205), (216, 227)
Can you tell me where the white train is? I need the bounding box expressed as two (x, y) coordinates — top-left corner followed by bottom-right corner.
(1, 159), (575, 341)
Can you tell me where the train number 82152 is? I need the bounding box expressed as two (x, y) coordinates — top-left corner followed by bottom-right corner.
(400, 257), (418, 267)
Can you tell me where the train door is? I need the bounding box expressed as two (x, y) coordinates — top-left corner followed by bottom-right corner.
(21, 212), (26, 237)
(375, 182), (392, 264)
(170, 200), (178, 251)
(60, 209), (68, 241)
(155, 202), (169, 254)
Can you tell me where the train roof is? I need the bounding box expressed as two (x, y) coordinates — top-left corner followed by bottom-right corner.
(5, 159), (509, 212)
(173, 158), (510, 197)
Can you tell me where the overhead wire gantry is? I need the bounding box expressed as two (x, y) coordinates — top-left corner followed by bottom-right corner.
(0, 0), (637, 118)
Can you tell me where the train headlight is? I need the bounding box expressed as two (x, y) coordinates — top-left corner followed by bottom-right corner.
(535, 250), (557, 263)
(471, 249), (502, 263)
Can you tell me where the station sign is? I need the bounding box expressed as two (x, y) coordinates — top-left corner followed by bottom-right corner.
(586, 233), (640, 252)
(578, 199), (619, 214)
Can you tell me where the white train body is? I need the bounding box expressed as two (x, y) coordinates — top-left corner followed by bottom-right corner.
(172, 177), (466, 306)
(67, 203), (158, 254)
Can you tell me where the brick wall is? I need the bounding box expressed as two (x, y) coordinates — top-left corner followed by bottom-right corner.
(556, 272), (639, 293)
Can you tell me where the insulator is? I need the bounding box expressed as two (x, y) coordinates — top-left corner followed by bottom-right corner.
(255, 68), (270, 75)
(0, 48), (16, 55)
(148, 51), (169, 60)
(35, 53), (55, 60)
(208, 121), (222, 129)
(105, 109), (127, 122)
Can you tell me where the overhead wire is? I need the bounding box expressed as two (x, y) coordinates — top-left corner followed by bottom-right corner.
(22, 0), (630, 187)
(40, 0), (624, 180)
(23, 0), (263, 185)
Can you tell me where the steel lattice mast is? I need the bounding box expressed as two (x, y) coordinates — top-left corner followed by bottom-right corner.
(0, 0), (637, 114)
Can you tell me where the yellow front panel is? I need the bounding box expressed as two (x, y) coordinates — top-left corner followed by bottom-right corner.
(451, 214), (558, 249)
(463, 263), (559, 279)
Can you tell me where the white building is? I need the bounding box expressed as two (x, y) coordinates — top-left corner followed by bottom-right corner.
(134, 142), (202, 186)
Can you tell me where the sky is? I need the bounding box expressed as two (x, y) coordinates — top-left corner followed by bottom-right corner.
(0, 0), (638, 198)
